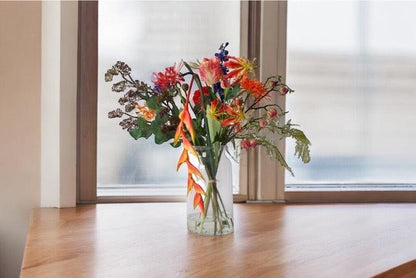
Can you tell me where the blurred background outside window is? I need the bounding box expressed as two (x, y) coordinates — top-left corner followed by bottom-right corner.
(97, 1), (241, 196)
(286, 1), (416, 189)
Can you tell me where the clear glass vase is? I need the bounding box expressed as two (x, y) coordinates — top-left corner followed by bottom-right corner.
(187, 143), (238, 236)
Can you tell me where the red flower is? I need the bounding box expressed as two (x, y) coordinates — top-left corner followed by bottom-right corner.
(192, 86), (210, 105)
(153, 62), (184, 91)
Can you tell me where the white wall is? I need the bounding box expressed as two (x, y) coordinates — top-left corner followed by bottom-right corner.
(0, 2), (41, 277)
(41, 0), (78, 208)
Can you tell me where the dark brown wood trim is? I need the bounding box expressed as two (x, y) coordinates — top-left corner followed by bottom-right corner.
(373, 259), (416, 278)
(246, 0), (262, 201)
(285, 191), (416, 203)
(77, 1), (98, 204)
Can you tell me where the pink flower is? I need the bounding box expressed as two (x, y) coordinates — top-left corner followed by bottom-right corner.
(241, 139), (258, 149)
(267, 108), (278, 119)
(235, 124), (243, 133)
(241, 139), (250, 149)
(259, 119), (268, 128)
(199, 58), (222, 86)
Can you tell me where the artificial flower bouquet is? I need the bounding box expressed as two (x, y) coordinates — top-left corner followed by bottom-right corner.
(106, 43), (310, 235)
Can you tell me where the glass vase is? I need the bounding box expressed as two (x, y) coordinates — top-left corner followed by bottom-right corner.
(187, 143), (237, 236)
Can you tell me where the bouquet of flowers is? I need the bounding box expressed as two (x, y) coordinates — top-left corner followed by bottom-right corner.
(106, 43), (310, 235)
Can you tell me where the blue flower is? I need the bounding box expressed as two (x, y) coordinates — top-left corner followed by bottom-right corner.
(215, 42), (230, 75)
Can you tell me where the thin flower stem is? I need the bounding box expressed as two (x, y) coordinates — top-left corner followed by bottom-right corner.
(122, 112), (138, 118)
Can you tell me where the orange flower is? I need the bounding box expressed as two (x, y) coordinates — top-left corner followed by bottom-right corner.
(241, 77), (269, 100)
(224, 56), (254, 84)
(220, 104), (245, 127)
(136, 104), (155, 121)
(193, 193), (205, 215)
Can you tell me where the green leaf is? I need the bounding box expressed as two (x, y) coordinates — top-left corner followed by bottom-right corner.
(290, 128), (311, 164)
(258, 139), (294, 176)
(206, 104), (222, 143)
(129, 118), (152, 140)
(224, 84), (240, 102)
(146, 96), (159, 110)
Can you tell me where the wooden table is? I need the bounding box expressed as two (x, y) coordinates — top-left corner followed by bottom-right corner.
(21, 203), (416, 277)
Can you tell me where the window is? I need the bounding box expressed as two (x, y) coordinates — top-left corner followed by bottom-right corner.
(78, 1), (259, 203)
(97, 1), (241, 198)
(285, 1), (416, 199)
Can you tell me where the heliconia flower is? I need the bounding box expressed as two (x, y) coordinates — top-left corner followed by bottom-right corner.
(179, 107), (196, 143)
(186, 160), (205, 181)
(177, 149), (189, 171)
(187, 174), (205, 196)
(259, 119), (268, 128)
(241, 77), (270, 100)
(199, 57), (222, 86)
(193, 193), (205, 216)
(181, 135), (197, 157)
(136, 104), (155, 121)
(280, 86), (289, 95)
(187, 174), (194, 194)
(192, 182), (205, 195)
(267, 108), (278, 119)
(152, 62), (184, 91)
(224, 56), (254, 84)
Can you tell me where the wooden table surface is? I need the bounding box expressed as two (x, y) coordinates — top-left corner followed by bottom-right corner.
(21, 203), (416, 278)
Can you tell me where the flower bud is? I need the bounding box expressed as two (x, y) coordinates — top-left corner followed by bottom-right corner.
(259, 119), (268, 128)
(235, 124), (243, 133)
(267, 108), (278, 119)
(234, 98), (244, 107)
(241, 139), (250, 149)
(280, 86), (289, 95)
